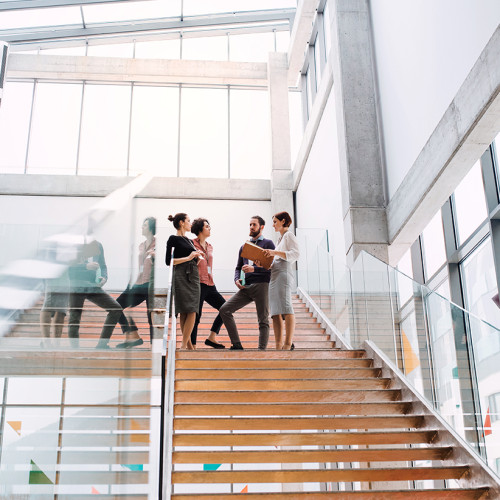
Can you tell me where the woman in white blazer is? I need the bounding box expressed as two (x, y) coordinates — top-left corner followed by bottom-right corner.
(263, 211), (300, 350)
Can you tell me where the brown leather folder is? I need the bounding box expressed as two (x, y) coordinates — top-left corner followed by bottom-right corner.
(241, 241), (274, 270)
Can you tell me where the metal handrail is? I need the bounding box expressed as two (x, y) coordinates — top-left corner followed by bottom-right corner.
(160, 248), (176, 500)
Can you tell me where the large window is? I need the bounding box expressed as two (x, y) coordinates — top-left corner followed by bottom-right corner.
(0, 81), (33, 173)
(182, 0), (295, 16)
(134, 38), (181, 59)
(229, 89), (271, 179)
(494, 132), (500, 191)
(86, 42), (134, 58)
(182, 35), (228, 61)
(78, 84), (132, 176)
(299, 0), (330, 126)
(229, 32), (274, 63)
(461, 238), (500, 331)
(0, 81), (273, 179)
(453, 160), (488, 245)
(128, 85), (179, 177)
(27, 83), (82, 175)
(421, 210), (447, 280)
(179, 87), (228, 178)
(396, 248), (413, 306)
(288, 90), (303, 165)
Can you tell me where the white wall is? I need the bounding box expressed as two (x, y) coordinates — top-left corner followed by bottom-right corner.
(370, 0), (500, 199)
(0, 194), (273, 292)
(295, 88), (346, 278)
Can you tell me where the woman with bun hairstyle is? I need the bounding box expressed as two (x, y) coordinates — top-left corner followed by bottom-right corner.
(165, 213), (202, 350)
(263, 211), (300, 350)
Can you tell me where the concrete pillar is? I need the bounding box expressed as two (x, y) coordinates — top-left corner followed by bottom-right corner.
(330, 0), (388, 265)
(268, 52), (294, 221)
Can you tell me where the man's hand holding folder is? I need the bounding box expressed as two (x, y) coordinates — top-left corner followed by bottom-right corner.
(241, 241), (274, 270)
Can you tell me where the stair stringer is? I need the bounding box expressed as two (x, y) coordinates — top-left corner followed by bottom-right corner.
(365, 340), (500, 497)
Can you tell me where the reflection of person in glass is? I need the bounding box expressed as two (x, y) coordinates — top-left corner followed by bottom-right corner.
(115, 217), (156, 349)
(263, 211), (300, 350)
(68, 240), (123, 349)
(40, 268), (70, 348)
(191, 218), (226, 349)
(165, 213), (202, 350)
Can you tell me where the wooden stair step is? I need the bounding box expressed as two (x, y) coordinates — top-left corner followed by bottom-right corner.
(194, 333), (327, 341)
(171, 490), (489, 499)
(173, 447), (452, 464)
(173, 415), (424, 431)
(177, 341), (335, 348)
(172, 430), (435, 446)
(171, 466), (469, 483)
(174, 401), (411, 416)
(174, 389), (401, 404)
(175, 367), (380, 378)
(175, 350), (366, 360)
(175, 379), (390, 390)
(198, 312), (313, 319)
(191, 324), (323, 330)
(175, 359), (374, 369)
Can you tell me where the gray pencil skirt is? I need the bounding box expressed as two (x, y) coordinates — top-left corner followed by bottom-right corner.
(269, 258), (295, 317)
(173, 260), (200, 314)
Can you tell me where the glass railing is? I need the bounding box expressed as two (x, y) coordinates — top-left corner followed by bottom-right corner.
(300, 245), (500, 473)
(0, 174), (164, 498)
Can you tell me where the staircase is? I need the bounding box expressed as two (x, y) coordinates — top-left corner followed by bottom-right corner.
(168, 295), (499, 498)
(1, 292), (499, 497)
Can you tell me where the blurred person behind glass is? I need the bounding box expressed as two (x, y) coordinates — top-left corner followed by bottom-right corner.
(115, 217), (156, 348)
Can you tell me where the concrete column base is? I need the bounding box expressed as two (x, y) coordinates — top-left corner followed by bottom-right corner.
(346, 243), (389, 266)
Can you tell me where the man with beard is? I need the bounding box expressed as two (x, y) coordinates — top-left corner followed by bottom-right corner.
(219, 216), (275, 350)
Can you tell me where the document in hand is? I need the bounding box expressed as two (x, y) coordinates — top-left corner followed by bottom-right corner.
(241, 241), (274, 270)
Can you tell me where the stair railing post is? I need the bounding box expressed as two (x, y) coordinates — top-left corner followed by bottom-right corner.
(160, 248), (176, 500)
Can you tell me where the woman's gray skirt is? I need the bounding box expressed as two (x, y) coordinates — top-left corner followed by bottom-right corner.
(173, 260), (200, 314)
(269, 258), (295, 317)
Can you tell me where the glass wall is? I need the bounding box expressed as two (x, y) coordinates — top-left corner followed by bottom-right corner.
(397, 139), (500, 467)
(453, 160), (488, 245)
(0, 82), (272, 179)
(421, 210), (446, 281)
(0, 3), (295, 179)
(461, 238), (500, 330)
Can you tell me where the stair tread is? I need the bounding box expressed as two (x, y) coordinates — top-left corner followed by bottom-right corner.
(172, 430), (436, 446)
(173, 415), (423, 430)
(171, 466), (469, 483)
(172, 447), (452, 463)
(171, 490), (489, 499)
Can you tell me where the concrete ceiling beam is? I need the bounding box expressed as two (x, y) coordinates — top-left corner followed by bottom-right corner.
(7, 53), (269, 86)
